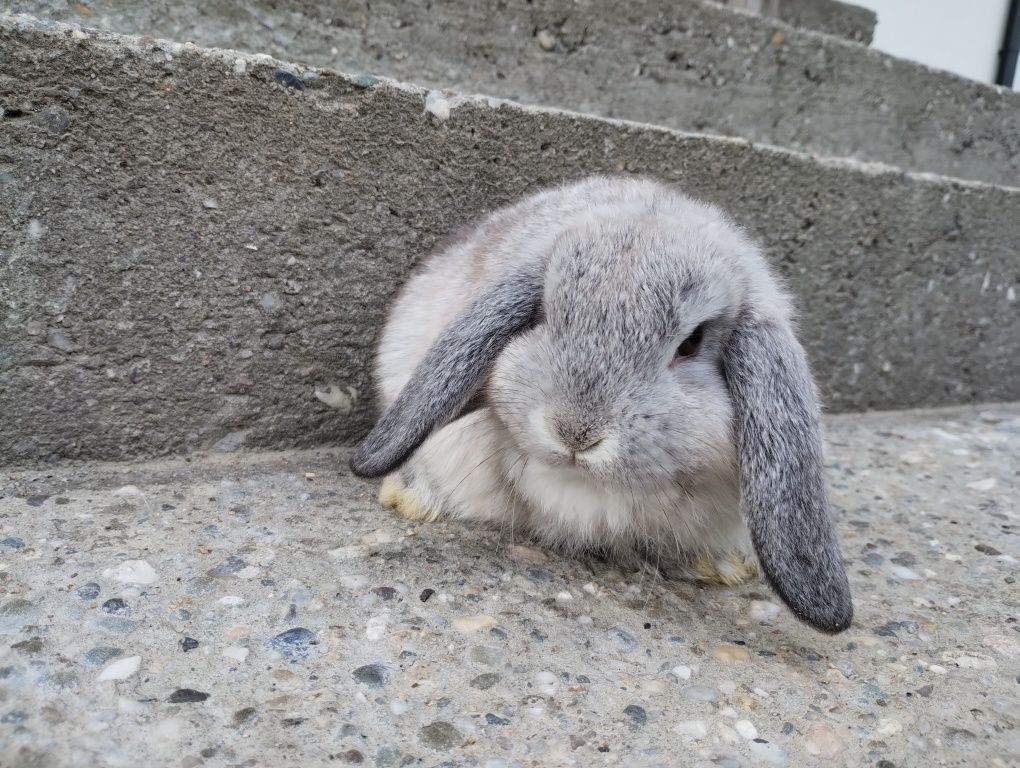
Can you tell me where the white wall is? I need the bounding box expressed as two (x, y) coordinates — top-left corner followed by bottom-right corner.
(852, 0), (1015, 87)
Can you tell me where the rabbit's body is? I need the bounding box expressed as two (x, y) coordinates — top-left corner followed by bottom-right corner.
(375, 177), (751, 577)
(355, 176), (854, 632)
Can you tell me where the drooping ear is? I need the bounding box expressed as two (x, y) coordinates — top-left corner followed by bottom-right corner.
(349, 266), (544, 478)
(723, 312), (853, 633)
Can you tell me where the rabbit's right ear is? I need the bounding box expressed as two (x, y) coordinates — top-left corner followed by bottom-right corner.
(349, 266), (544, 478)
(723, 311), (853, 633)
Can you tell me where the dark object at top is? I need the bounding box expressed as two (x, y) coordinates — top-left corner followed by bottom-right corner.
(272, 69), (305, 90)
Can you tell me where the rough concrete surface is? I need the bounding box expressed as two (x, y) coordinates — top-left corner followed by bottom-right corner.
(0, 404), (1017, 767)
(0, 19), (1015, 461)
(8, 0), (1018, 186)
(2, 17), (1019, 465)
(725, 0), (876, 43)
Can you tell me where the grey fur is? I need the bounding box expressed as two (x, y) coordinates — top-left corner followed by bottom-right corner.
(352, 176), (853, 633)
(349, 265), (544, 477)
(723, 315), (853, 633)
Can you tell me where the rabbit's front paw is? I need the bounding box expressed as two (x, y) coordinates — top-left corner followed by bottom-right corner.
(694, 551), (758, 587)
(379, 471), (445, 523)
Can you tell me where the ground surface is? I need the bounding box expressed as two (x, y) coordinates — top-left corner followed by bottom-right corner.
(1, 405), (1018, 767)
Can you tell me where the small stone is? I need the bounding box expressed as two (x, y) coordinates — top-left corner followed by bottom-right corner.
(535, 670), (559, 695)
(265, 628), (318, 662)
(749, 600), (781, 623)
(314, 384), (356, 412)
(735, 720), (758, 739)
(975, 543), (1002, 556)
(272, 69), (304, 90)
(219, 596), (245, 606)
(453, 615), (497, 634)
(887, 565), (921, 581)
(712, 645), (751, 663)
(26, 495), (49, 506)
(623, 704), (647, 726)
(372, 586), (399, 601)
(168, 688), (210, 703)
(102, 598), (128, 616)
(419, 721), (463, 750)
(419, 588), (436, 602)
(916, 684), (934, 698)
(222, 646), (249, 663)
(47, 329), (78, 353)
(202, 198), (219, 209)
(536, 29), (557, 51)
(76, 583), (101, 600)
(180, 637), (199, 652)
(233, 707), (257, 727)
(97, 656), (141, 681)
(672, 665), (693, 680)
(111, 485), (144, 498)
(84, 647), (123, 666)
(674, 720), (708, 738)
(468, 645), (505, 667)
(749, 739), (787, 765)
(803, 723), (846, 758)
(11, 637), (43, 654)
(470, 673), (499, 690)
(350, 73), (382, 88)
(103, 560), (158, 585)
(485, 713), (510, 726)
(389, 699), (410, 715)
(352, 663), (391, 688)
(509, 545), (548, 564)
(424, 91), (451, 121)
(681, 686), (718, 702)
(0, 537), (25, 550)
(876, 718), (903, 737)
(965, 478), (997, 492)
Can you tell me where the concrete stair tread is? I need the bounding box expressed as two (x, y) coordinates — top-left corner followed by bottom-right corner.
(1, 403), (1018, 765)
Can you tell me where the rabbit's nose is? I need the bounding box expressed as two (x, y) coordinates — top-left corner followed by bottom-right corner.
(553, 420), (606, 454)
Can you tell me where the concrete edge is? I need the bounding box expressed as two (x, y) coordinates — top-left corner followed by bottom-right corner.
(6, 12), (1019, 196)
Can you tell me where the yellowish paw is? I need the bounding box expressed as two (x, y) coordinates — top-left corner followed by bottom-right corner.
(379, 474), (444, 523)
(694, 552), (758, 587)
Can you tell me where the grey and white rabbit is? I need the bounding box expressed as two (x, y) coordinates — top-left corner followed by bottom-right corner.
(350, 176), (853, 633)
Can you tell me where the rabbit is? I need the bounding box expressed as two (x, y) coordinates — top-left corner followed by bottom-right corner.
(350, 175), (853, 633)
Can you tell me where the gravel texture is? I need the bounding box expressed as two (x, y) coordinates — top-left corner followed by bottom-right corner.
(2, 17), (1019, 465)
(1, 404), (1017, 767)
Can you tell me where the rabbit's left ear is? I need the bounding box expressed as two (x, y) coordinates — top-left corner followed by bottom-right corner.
(723, 313), (853, 633)
(350, 265), (544, 479)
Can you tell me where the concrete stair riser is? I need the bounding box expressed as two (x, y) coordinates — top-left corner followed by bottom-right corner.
(1, 18), (1018, 463)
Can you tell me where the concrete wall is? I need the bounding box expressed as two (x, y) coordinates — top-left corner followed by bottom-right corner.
(1, 18), (1018, 464)
(8, 0), (1020, 187)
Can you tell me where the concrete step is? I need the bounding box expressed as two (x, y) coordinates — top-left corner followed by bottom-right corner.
(717, 0), (876, 43)
(1, 403), (1018, 765)
(1, 16), (1018, 464)
(7, 0), (1018, 186)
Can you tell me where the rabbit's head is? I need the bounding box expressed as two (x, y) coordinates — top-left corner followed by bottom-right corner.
(351, 182), (853, 633)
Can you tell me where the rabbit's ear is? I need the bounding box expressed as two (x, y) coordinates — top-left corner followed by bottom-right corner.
(723, 313), (853, 633)
(350, 266), (544, 478)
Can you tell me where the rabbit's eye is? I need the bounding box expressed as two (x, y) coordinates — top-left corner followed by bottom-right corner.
(674, 323), (705, 361)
